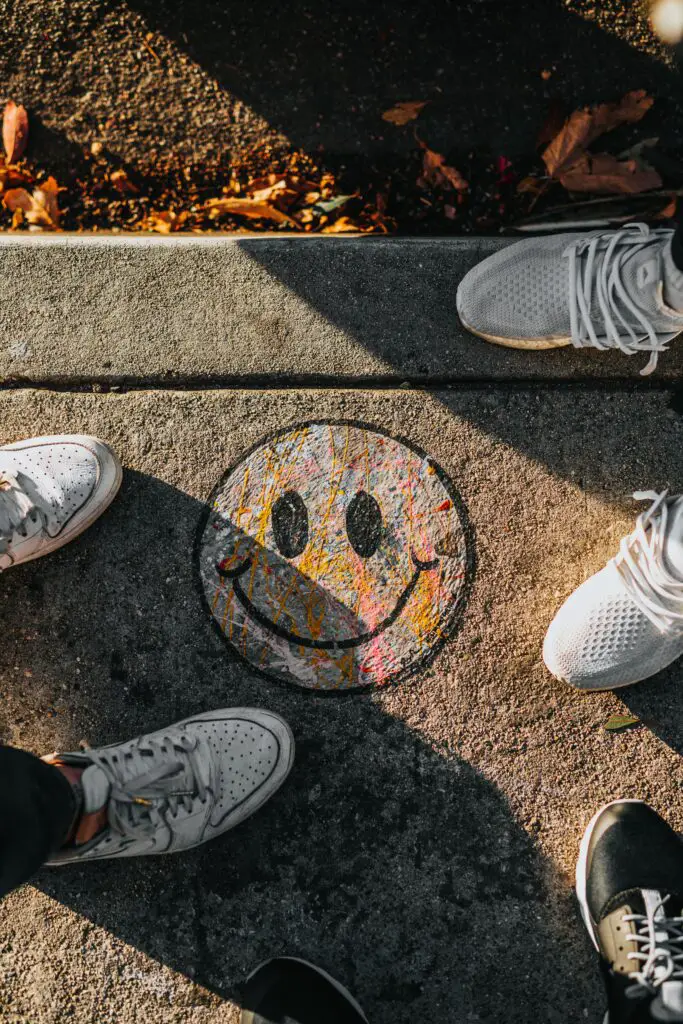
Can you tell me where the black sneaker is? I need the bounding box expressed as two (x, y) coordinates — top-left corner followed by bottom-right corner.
(576, 800), (683, 1023)
(240, 957), (368, 1024)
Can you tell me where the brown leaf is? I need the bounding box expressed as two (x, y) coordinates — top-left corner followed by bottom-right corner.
(417, 144), (468, 192)
(249, 180), (289, 203)
(381, 100), (428, 126)
(536, 98), (567, 149)
(110, 169), (139, 194)
(543, 90), (654, 178)
(3, 102), (29, 164)
(205, 196), (300, 228)
(3, 176), (60, 229)
(321, 216), (361, 234)
(657, 197), (678, 220)
(559, 153), (662, 194)
(137, 210), (189, 233)
(516, 175), (544, 195)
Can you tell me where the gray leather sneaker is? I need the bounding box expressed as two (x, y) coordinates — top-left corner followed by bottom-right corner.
(44, 709), (294, 862)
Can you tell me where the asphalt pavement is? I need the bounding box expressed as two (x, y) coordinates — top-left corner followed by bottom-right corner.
(1, 235), (683, 1021)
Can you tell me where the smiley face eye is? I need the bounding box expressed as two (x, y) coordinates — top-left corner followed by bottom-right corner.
(272, 491), (309, 558)
(346, 490), (382, 558)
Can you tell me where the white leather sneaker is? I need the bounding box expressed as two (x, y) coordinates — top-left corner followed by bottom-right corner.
(0, 434), (122, 570)
(44, 709), (295, 863)
(544, 491), (683, 689)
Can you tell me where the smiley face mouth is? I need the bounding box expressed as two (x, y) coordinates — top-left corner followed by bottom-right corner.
(216, 551), (439, 650)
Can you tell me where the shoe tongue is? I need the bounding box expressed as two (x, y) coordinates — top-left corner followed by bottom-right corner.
(616, 237), (667, 323)
(81, 763), (111, 813)
(662, 497), (683, 578)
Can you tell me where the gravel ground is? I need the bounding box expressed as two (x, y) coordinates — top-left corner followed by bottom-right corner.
(1, 0), (683, 230)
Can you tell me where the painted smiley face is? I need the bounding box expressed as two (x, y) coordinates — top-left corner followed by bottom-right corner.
(196, 420), (474, 691)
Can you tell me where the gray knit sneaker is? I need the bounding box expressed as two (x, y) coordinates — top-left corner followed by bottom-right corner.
(44, 709), (294, 863)
(456, 223), (683, 375)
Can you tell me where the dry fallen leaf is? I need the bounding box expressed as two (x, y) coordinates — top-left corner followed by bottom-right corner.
(249, 179), (290, 203)
(559, 153), (662, 194)
(381, 100), (428, 126)
(137, 210), (189, 233)
(517, 175), (545, 194)
(536, 98), (567, 149)
(0, 159), (33, 192)
(320, 216), (361, 234)
(3, 176), (60, 229)
(3, 101), (29, 164)
(205, 196), (300, 228)
(543, 90), (654, 178)
(110, 169), (139, 194)
(658, 197), (679, 219)
(417, 143), (468, 192)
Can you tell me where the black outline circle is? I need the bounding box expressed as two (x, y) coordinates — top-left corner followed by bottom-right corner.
(194, 418), (476, 694)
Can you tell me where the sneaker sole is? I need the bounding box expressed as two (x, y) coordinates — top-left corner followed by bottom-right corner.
(575, 798), (648, 952)
(243, 956), (369, 1023)
(458, 313), (571, 351)
(1, 435), (122, 567)
(543, 639), (683, 692)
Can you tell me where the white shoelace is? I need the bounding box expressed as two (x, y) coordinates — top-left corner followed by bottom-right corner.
(623, 896), (683, 999)
(565, 223), (681, 376)
(614, 490), (683, 633)
(0, 469), (51, 555)
(87, 732), (210, 841)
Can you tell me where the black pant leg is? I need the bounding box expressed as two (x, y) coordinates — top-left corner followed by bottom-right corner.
(0, 745), (76, 898)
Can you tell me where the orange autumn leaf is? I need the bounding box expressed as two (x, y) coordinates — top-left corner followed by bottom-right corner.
(3, 176), (60, 229)
(417, 143), (468, 192)
(381, 100), (428, 126)
(543, 90), (654, 178)
(559, 152), (662, 194)
(110, 168), (139, 194)
(205, 196), (300, 228)
(137, 210), (189, 233)
(516, 175), (545, 194)
(321, 216), (362, 233)
(249, 179), (290, 203)
(2, 101), (29, 164)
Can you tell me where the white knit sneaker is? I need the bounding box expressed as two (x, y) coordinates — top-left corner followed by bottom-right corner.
(544, 491), (683, 690)
(0, 434), (122, 570)
(456, 223), (683, 375)
(45, 709), (295, 863)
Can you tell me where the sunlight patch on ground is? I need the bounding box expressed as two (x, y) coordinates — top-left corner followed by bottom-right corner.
(564, 0), (673, 64)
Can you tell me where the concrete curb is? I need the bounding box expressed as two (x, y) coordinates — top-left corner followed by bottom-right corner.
(0, 234), (681, 383)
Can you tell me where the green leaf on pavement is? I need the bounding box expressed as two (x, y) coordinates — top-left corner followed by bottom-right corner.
(604, 714), (640, 732)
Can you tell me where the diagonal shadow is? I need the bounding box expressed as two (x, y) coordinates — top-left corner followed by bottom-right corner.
(120, 0), (683, 186)
(0, 470), (601, 1022)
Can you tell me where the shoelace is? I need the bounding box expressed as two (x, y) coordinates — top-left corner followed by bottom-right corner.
(614, 490), (683, 633)
(623, 896), (683, 999)
(0, 469), (51, 556)
(86, 732), (210, 841)
(565, 223), (681, 376)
